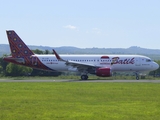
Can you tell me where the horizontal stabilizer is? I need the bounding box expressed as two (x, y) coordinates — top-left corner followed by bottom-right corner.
(3, 57), (25, 63)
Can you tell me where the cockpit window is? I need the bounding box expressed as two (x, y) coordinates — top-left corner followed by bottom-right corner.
(146, 59), (151, 62)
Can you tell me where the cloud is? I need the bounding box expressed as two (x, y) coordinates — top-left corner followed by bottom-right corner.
(92, 28), (101, 34)
(64, 25), (77, 30)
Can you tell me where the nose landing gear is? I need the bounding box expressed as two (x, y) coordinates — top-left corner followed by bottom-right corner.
(135, 73), (139, 80)
(81, 75), (88, 80)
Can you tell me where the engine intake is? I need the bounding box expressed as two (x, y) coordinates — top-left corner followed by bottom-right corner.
(96, 68), (112, 77)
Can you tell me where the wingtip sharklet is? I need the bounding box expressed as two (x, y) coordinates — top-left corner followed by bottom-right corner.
(52, 49), (66, 62)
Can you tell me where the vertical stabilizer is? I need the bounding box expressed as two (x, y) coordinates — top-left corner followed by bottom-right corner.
(6, 30), (34, 58)
(4, 30), (53, 71)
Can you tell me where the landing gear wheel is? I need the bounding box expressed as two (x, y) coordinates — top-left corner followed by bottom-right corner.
(81, 75), (88, 80)
(136, 76), (139, 80)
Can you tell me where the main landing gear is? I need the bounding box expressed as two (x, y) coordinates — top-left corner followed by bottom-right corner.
(81, 75), (88, 80)
(136, 76), (139, 80)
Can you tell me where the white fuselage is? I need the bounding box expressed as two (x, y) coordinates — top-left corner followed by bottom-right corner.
(32, 54), (159, 73)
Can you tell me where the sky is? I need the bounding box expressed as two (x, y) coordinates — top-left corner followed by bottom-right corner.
(0, 0), (160, 49)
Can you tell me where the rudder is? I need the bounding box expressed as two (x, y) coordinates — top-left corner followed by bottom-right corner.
(6, 30), (34, 58)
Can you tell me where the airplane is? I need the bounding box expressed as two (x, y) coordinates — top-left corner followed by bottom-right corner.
(3, 30), (159, 80)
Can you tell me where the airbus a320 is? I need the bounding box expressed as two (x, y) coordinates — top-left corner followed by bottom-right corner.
(3, 30), (159, 80)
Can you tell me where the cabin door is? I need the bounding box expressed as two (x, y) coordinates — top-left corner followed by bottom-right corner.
(135, 57), (141, 66)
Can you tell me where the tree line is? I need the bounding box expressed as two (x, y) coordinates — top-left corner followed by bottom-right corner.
(0, 49), (160, 77)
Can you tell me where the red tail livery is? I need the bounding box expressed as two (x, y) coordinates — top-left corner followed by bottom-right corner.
(4, 30), (52, 71)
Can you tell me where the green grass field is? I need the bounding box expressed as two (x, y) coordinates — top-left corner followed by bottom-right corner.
(0, 82), (160, 120)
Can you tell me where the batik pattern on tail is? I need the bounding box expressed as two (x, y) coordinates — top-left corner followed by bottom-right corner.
(6, 30), (52, 71)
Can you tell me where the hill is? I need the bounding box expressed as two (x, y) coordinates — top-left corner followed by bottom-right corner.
(1, 44), (160, 60)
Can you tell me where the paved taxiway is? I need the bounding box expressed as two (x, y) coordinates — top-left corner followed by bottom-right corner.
(0, 79), (160, 83)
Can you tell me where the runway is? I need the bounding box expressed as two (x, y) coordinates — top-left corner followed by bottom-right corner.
(0, 79), (160, 83)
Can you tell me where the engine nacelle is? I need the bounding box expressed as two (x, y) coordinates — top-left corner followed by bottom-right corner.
(68, 67), (78, 72)
(96, 68), (112, 77)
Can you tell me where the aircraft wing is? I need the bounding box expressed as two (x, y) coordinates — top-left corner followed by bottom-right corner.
(66, 60), (96, 67)
(66, 60), (99, 69)
(52, 49), (101, 72)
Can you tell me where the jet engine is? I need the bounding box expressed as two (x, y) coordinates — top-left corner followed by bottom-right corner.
(96, 68), (112, 77)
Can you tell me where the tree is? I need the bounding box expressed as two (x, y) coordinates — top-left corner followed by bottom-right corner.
(44, 50), (50, 54)
(0, 55), (9, 76)
(0, 65), (3, 75)
(32, 49), (52, 54)
(6, 63), (32, 76)
(32, 49), (44, 54)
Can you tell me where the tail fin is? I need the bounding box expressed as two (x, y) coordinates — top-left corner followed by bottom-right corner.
(6, 30), (34, 58)
(4, 30), (53, 71)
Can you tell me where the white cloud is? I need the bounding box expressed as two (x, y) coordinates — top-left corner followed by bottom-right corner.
(92, 28), (101, 34)
(64, 25), (77, 30)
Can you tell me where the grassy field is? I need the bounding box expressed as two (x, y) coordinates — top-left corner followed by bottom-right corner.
(0, 82), (160, 120)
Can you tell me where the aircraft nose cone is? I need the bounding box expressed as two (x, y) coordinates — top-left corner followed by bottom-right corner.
(154, 62), (159, 70)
